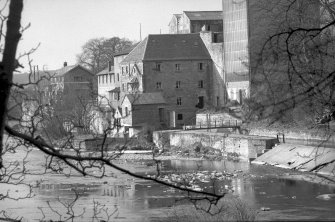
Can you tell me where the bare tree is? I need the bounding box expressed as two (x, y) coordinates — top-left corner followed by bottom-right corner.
(77, 37), (134, 74)
(243, 0), (335, 130)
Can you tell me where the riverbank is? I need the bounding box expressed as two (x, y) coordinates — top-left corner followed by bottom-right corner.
(112, 151), (335, 187)
(252, 143), (335, 183)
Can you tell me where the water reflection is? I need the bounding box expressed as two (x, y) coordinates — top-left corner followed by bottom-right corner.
(1, 149), (335, 221)
(166, 159), (250, 172)
(102, 183), (135, 198)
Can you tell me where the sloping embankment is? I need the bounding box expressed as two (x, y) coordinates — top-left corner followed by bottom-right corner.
(252, 144), (335, 178)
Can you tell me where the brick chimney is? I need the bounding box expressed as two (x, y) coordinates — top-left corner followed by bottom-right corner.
(63, 61), (67, 67)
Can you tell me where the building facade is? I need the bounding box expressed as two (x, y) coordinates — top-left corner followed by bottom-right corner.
(119, 34), (214, 131)
(222, 0), (320, 103)
(169, 11), (223, 34)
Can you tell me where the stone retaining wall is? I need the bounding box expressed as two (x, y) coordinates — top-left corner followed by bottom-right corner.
(153, 130), (278, 160)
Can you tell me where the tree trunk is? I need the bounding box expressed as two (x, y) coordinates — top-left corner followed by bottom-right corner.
(0, 0), (24, 168)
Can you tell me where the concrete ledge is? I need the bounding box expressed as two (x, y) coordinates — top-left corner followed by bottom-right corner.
(252, 144), (335, 177)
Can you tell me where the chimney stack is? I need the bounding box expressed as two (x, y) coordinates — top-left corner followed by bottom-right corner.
(63, 61), (67, 67)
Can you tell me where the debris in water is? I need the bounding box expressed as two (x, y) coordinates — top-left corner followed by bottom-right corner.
(316, 194), (335, 200)
(261, 207), (270, 211)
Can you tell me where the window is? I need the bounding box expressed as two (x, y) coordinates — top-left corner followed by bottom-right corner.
(177, 114), (183, 120)
(109, 74), (112, 83)
(113, 92), (120, 101)
(176, 81), (181, 89)
(177, 97), (182, 105)
(125, 107), (128, 116)
(121, 67), (124, 75)
(175, 64), (181, 72)
(198, 80), (204, 88)
(155, 63), (161, 71)
(156, 82), (162, 89)
(117, 74), (119, 82)
(197, 96), (204, 109)
(230, 89), (234, 100)
(126, 66), (129, 74)
(198, 63), (204, 71)
(159, 108), (164, 122)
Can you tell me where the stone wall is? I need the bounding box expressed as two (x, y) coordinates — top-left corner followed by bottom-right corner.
(143, 59), (212, 126)
(153, 130), (278, 160)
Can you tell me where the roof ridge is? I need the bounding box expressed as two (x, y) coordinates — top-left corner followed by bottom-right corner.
(148, 33), (200, 37)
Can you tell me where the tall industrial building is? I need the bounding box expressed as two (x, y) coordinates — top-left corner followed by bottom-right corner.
(222, 0), (249, 102)
(222, 0), (320, 101)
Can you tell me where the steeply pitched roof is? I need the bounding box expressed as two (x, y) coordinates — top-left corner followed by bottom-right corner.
(124, 92), (166, 105)
(97, 66), (114, 76)
(121, 38), (148, 63)
(113, 43), (139, 57)
(108, 87), (120, 93)
(52, 64), (94, 77)
(168, 14), (182, 25)
(122, 33), (211, 63)
(184, 11), (223, 21)
(53, 65), (77, 76)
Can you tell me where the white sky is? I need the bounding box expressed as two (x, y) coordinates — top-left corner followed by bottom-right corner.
(18, 0), (222, 71)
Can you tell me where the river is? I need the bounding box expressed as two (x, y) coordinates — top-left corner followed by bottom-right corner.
(0, 148), (335, 221)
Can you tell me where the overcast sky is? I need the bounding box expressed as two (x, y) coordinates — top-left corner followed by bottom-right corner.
(18, 0), (222, 71)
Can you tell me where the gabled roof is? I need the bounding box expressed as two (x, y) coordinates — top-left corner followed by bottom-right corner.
(168, 14), (182, 25)
(184, 11), (223, 21)
(47, 64), (94, 77)
(53, 65), (76, 76)
(121, 33), (211, 63)
(123, 92), (166, 105)
(108, 87), (120, 93)
(13, 64), (93, 86)
(121, 38), (148, 63)
(113, 43), (139, 57)
(97, 66), (114, 76)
